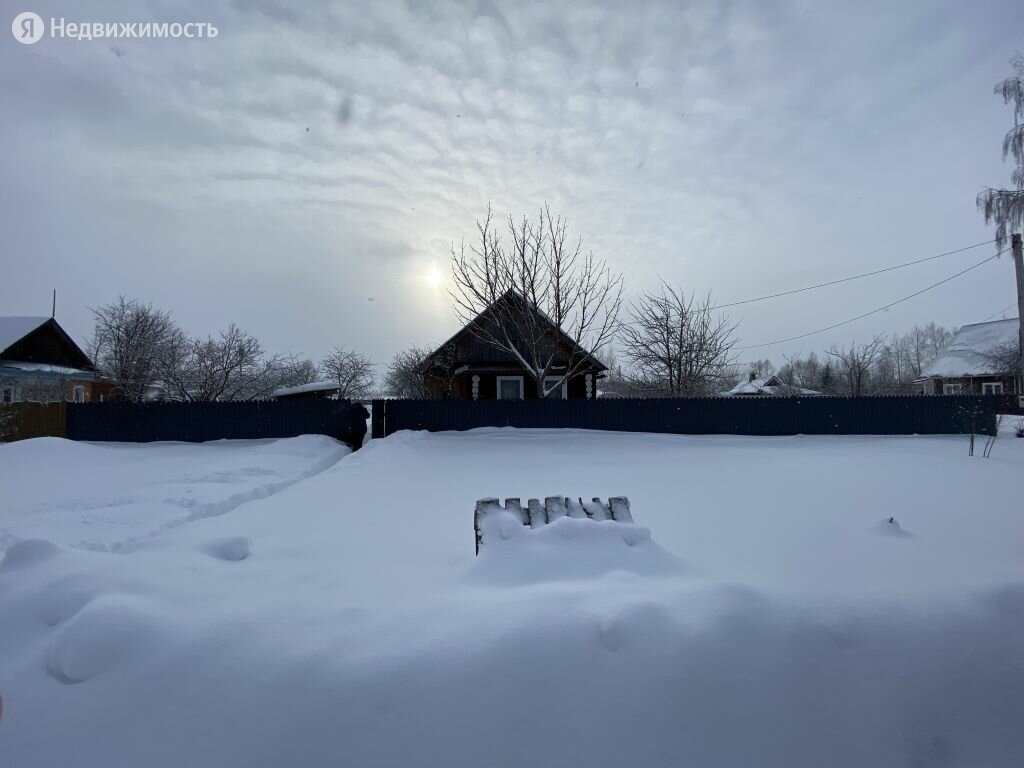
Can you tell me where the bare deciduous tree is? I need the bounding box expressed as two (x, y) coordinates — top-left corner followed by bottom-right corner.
(592, 348), (641, 398)
(982, 339), (1022, 377)
(450, 204), (623, 397)
(777, 322), (954, 395)
(419, 342), (460, 399)
(384, 346), (432, 398)
(159, 324), (300, 401)
(287, 358), (320, 386)
(321, 347), (375, 399)
(620, 282), (738, 395)
(746, 358), (776, 379)
(91, 297), (179, 402)
(827, 336), (886, 396)
(978, 55), (1024, 249)
(779, 352), (823, 392)
(905, 322), (954, 378)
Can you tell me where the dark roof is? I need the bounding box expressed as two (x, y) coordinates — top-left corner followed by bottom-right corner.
(424, 291), (607, 371)
(0, 317), (50, 351)
(0, 316), (96, 371)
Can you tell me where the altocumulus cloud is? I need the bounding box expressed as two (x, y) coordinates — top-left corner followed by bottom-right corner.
(1, 0), (1020, 366)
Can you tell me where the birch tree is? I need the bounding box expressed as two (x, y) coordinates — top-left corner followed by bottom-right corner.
(978, 55), (1024, 249)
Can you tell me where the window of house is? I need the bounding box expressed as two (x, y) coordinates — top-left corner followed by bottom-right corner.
(943, 382), (963, 395)
(496, 376), (524, 400)
(73, 385), (86, 403)
(1, 386), (14, 404)
(543, 376), (567, 399)
(982, 382), (1003, 395)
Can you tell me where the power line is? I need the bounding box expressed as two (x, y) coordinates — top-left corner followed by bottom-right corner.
(735, 249), (1007, 350)
(712, 238), (996, 311)
(982, 303), (1016, 321)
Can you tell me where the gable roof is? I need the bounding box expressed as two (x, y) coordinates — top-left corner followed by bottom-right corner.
(0, 316), (96, 371)
(0, 316), (50, 353)
(424, 290), (607, 371)
(920, 318), (1019, 379)
(726, 375), (783, 395)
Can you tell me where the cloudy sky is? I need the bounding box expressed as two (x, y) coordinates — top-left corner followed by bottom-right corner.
(2, 0), (1021, 373)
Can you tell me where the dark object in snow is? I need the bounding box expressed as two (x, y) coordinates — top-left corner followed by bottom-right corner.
(876, 516), (911, 538)
(474, 496), (633, 555)
(349, 402), (370, 449)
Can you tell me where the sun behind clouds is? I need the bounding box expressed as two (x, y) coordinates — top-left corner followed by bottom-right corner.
(425, 264), (443, 287)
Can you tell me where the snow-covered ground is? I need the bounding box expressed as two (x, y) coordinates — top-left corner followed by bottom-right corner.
(1, 428), (1022, 767)
(0, 435), (350, 553)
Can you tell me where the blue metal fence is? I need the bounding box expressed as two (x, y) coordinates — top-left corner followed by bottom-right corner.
(67, 399), (365, 445)
(371, 395), (998, 438)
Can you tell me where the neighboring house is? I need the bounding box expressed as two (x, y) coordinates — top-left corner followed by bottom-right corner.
(916, 318), (1022, 396)
(272, 381), (342, 400)
(0, 316), (106, 404)
(420, 292), (607, 400)
(721, 373), (822, 397)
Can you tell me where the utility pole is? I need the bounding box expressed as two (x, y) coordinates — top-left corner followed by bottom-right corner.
(1013, 233), (1024, 403)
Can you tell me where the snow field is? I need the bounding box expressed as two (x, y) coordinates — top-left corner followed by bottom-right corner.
(0, 435), (350, 553)
(1, 428), (1022, 767)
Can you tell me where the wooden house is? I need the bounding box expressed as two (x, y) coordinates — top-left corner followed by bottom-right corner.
(916, 318), (1022, 396)
(0, 317), (106, 404)
(420, 292), (607, 400)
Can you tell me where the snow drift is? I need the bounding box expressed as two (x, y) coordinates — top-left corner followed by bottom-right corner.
(1, 428), (1022, 767)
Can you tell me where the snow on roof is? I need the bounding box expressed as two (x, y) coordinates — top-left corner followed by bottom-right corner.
(0, 361), (96, 376)
(722, 375), (821, 397)
(724, 375), (778, 395)
(272, 381), (341, 398)
(0, 316), (49, 354)
(920, 318), (1019, 379)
